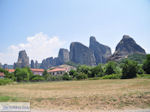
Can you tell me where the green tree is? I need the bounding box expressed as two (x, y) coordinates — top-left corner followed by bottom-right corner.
(143, 54), (150, 74)
(31, 75), (45, 82)
(77, 65), (91, 75)
(105, 61), (117, 75)
(69, 69), (78, 78)
(121, 60), (138, 79)
(14, 67), (32, 82)
(0, 68), (16, 81)
(62, 73), (72, 80)
(91, 64), (104, 77)
(76, 73), (88, 80)
(42, 69), (48, 79)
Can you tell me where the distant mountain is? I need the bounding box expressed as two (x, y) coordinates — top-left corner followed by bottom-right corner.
(108, 35), (146, 61)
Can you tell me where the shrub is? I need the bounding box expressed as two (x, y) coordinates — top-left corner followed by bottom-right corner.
(42, 69), (48, 78)
(90, 64), (104, 77)
(143, 54), (150, 74)
(105, 61), (117, 75)
(0, 68), (16, 81)
(31, 75), (45, 82)
(100, 74), (121, 79)
(76, 73), (88, 80)
(0, 78), (14, 85)
(121, 60), (138, 79)
(14, 67), (33, 82)
(69, 70), (78, 78)
(77, 65), (92, 77)
(45, 74), (63, 81)
(137, 64), (144, 74)
(62, 73), (73, 80)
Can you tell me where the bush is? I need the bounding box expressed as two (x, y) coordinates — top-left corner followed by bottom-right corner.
(137, 64), (144, 74)
(0, 78), (14, 85)
(121, 60), (138, 79)
(45, 74), (63, 81)
(90, 64), (104, 77)
(143, 54), (150, 74)
(100, 74), (121, 79)
(62, 73), (73, 80)
(105, 61), (117, 75)
(31, 75), (45, 82)
(77, 65), (92, 77)
(76, 73), (88, 80)
(42, 69), (48, 78)
(14, 67), (33, 82)
(69, 70), (78, 78)
(0, 68), (16, 81)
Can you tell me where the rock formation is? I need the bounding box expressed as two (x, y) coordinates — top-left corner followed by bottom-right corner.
(58, 48), (70, 65)
(3, 64), (8, 69)
(70, 42), (96, 66)
(35, 60), (39, 68)
(14, 50), (29, 68)
(31, 60), (35, 68)
(40, 48), (70, 69)
(89, 36), (112, 64)
(108, 35), (146, 61)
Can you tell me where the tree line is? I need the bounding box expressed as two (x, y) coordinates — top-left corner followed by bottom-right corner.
(0, 54), (150, 85)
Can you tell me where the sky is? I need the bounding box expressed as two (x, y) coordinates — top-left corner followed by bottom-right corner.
(0, 0), (150, 64)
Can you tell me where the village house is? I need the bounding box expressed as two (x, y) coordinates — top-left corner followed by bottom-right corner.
(47, 68), (67, 75)
(30, 69), (44, 76)
(6, 69), (44, 76)
(6, 69), (15, 73)
(0, 72), (5, 78)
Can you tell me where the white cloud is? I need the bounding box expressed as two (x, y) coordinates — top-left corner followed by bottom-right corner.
(0, 32), (65, 65)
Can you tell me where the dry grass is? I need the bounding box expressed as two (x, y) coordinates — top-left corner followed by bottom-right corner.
(0, 79), (150, 111)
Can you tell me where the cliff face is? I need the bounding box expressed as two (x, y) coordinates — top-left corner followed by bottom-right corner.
(89, 36), (112, 64)
(31, 60), (35, 68)
(108, 35), (146, 61)
(70, 42), (96, 66)
(40, 48), (70, 69)
(14, 50), (29, 68)
(58, 48), (70, 65)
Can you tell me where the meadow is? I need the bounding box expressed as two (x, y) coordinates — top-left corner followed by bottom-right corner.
(0, 79), (150, 111)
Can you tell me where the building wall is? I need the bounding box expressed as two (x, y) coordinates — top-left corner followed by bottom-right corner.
(32, 71), (43, 76)
(50, 71), (65, 75)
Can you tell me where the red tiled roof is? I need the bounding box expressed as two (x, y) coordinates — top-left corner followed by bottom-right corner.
(48, 68), (66, 72)
(6, 69), (15, 73)
(31, 69), (44, 72)
(0, 72), (4, 77)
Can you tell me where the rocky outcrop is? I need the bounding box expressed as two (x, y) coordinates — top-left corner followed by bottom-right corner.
(108, 35), (146, 61)
(89, 36), (112, 64)
(34, 60), (39, 68)
(14, 50), (29, 68)
(31, 60), (35, 68)
(58, 48), (70, 65)
(40, 48), (70, 69)
(70, 42), (96, 66)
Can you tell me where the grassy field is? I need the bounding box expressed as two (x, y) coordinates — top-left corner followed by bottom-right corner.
(0, 79), (150, 111)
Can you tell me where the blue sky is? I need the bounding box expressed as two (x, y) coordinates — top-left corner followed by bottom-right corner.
(0, 0), (150, 64)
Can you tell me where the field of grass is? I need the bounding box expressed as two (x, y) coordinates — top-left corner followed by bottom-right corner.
(0, 79), (150, 111)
